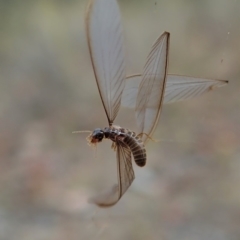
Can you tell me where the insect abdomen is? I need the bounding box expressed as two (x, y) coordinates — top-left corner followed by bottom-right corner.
(124, 134), (146, 167)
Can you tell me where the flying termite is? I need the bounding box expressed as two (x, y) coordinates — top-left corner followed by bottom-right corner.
(78, 0), (228, 207)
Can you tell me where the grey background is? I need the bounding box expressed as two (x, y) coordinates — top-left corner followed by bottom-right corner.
(0, 0), (239, 239)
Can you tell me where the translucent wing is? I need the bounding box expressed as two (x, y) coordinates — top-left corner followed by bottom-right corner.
(135, 32), (169, 143)
(121, 75), (141, 109)
(121, 74), (228, 107)
(89, 142), (135, 207)
(163, 75), (228, 103)
(86, 0), (126, 125)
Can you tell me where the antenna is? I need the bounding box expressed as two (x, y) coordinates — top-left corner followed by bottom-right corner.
(72, 130), (92, 134)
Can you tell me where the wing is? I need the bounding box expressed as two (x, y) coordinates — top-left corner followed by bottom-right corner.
(86, 0), (126, 125)
(88, 142), (135, 207)
(135, 32), (169, 143)
(163, 75), (228, 103)
(121, 74), (228, 107)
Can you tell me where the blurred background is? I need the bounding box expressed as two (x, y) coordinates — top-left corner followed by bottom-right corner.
(0, 0), (240, 239)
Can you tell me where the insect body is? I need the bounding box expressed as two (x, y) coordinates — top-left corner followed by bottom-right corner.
(88, 126), (146, 167)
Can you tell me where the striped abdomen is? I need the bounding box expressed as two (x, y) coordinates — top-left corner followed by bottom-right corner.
(123, 133), (146, 167)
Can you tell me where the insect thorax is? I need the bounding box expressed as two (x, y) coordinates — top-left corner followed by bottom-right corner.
(105, 125), (139, 142)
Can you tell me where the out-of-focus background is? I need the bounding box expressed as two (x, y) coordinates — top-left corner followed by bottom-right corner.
(1, 0), (240, 239)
